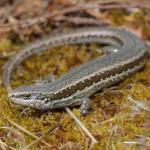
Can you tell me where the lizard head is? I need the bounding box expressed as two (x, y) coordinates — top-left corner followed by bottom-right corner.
(8, 84), (56, 110)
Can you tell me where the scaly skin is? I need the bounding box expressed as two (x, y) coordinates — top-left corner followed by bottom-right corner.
(3, 27), (147, 115)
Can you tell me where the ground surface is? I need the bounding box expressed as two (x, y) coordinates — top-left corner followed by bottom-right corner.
(0, 0), (150, 149)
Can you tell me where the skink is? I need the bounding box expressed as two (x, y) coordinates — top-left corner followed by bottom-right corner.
(3, 27), (147, 115)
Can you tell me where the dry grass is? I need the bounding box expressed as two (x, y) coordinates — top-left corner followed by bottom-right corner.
(1, 0), (150, 149)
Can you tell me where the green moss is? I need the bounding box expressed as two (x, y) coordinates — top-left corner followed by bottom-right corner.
(106, 10), (126, 26)
(1, 7), (150, 150)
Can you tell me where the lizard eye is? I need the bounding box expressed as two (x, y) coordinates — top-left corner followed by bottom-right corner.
(24, 94), (31, 99)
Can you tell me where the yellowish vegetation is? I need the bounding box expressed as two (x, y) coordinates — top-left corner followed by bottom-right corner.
(1, 9), (150, 150)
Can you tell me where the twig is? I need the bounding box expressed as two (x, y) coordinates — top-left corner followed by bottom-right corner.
(106, 126), (120, 150)
(106, 128), (114, 150)
(127, 95), (150, 112)
(59, 16), (109, 26)
(17, 108), (30, 120)
(0, 126), (26, 146)
(0, 0), (21, 23)
(0, 139), (16, 150)
(122, 141), (150, 147)
(135, 134), (150, 141)
(0, 115), (52, 148)
(100, 114), (128, 125)
(65, 107), (98, 145)
(0, 2), (150, 30)
(21, 123), (60, 150)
